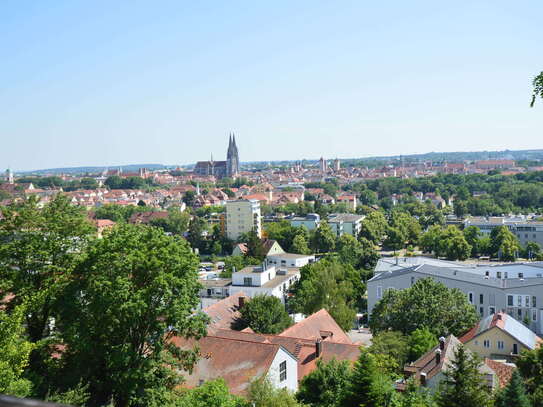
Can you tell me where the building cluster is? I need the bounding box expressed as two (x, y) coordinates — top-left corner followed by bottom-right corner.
(172, 293), (360, 395)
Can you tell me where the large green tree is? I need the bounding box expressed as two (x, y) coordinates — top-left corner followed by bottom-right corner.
(436, 225), (471, 261)
(490, 225), (520, 261)
(311, 221), (336, 253)
(359, 211), (388, 244)
(0, 195), (94, 342)
(494, 370), (531, 407)
(370, 278), (478, 336)
(0, 306), (34, 398)
(297, 359), (351, 407)
(435, 345), (491, 407)
(517, 345), (543, 407)
(344, 350), (398, 407)
(290, 259), (362, 330)
(239, 295), (293, 334)
(58, 224), (208, 407)
(336, 234), (379, 270)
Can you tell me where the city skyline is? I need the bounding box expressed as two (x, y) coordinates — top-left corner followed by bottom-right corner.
(2, 1), (542, 171)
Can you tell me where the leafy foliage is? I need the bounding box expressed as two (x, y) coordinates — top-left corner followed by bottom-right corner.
(290, 259), (362, 330)
(0, 306), (34, 397)
(58, 224), (208, 406)
(435, 345), (491, 407)
(239, 295), (293, 334)
(297, 359), (351, 407)
(370, 278), (478, 336)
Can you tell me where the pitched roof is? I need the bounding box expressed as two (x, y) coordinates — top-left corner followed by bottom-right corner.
(170, 334), (281, 395)
(279, 309), (353, 344)
(202, 292), (245, 332)
(406, 335), (494, 382)
(459, 312), (542, 349)
(211, 328), (360, 380)
(484, 358), (516, 388)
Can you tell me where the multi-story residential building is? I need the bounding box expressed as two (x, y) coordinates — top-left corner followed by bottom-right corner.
(226, 199), (262, 241)
(327, 213), (365, 237)
(229, 264), (300, 303)
(289, 213), (321, 231)
(367, 262), (543, 334)
(464, 215), (543, 248)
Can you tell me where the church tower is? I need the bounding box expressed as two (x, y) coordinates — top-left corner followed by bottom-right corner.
(226, 133), (239, 177)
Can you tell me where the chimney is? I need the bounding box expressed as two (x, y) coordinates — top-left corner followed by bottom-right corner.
(315, 339), (323, 358)
(238, 296), (246, 309)
(439, 336), (446, 351)
(420, 372), (427, 386)
(435, 349), (442, 364)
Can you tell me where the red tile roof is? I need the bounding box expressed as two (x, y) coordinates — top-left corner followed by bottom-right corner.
(170, 334), (280, 395)
(203, 292), (245, 332)
(279, 309), (353, 344)
(485, 358), (515, 388)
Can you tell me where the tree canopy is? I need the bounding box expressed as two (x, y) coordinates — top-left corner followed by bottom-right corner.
(370, 278), (478, 337)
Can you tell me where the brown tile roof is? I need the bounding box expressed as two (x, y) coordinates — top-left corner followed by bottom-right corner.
(170, 334), (280, 395)
(279, 309), (353, 344)
(211, 328), (360, 380)
(485, 358), (515, 388)
(128, 211), (169, 224)
(203, 292), (245, 332)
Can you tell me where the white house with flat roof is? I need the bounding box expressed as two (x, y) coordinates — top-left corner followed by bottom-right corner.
(229, 264), (300, 303)
(267, 253), (315, 268)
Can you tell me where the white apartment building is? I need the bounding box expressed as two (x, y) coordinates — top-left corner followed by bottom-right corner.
(229, 264), (300, 304)
(226, 199), (262, 241)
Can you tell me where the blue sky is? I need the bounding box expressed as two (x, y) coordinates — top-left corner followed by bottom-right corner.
(1, 1), (542, 171)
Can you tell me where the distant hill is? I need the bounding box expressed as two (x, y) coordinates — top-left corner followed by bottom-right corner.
(19, 164), (172, 176)
(15, 148), (543, 175)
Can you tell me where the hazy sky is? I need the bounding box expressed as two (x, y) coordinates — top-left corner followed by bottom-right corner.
(1, 1), (542, 171)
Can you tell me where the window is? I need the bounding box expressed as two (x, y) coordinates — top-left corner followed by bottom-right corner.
(483, 340), (491, 348)
(505, 272), (508, 279)
(518, 295), (523, 307)
(497, 341), (504, 350)
(468, 292), (474, 304)
(525, 296), (530, 307)
(279, 361), (287, 382)
(479, 294), (484, 304)
(519, 273), (524, 279)
(507, 295), (514, 306)
(513, 343), (519, 355)
(533, 296), (537, 307)
(533, 309), (538, 322)
(243, 277), (252, 286)
(497, 272), (502, 279)
(489, 306), (496, 315)
(518, 308), (522, 318)
(411, 276), (415, 286)
(377, 286), (383, 299)
(479, 307), (484, 316)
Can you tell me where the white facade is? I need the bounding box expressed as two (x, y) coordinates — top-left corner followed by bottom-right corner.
(464, 216), (543, 248)
(267, 347), (298, 392)
(267, 253), (315, 268)
(230, 265), (300, 304)
(327, 213), (365, 237)
(226, 199), (262, 241)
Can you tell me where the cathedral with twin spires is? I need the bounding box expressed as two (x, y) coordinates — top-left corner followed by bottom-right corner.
(194, 133), (240, 178)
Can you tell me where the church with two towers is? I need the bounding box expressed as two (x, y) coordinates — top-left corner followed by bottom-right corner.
(194, 134), (240, 178)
